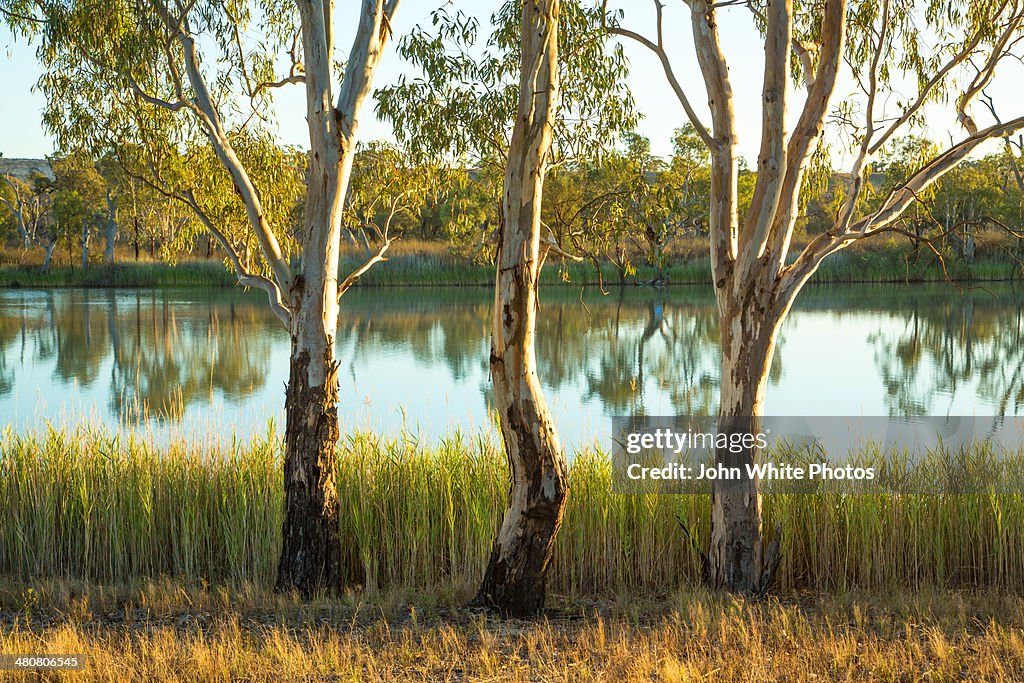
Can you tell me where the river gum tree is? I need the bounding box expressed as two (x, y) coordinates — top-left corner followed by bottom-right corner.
(2, 0), (402, 595)
(473, 0), (565, 617)
(0, 173), (34, 248)
(604, 0), (1024, 594)
(377, 0), (633, 616)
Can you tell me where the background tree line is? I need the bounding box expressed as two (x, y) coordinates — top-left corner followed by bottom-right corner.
(6, 130), (1024, 276)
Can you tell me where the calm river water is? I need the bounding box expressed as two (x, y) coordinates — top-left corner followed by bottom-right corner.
(1, 284), (1021, 449)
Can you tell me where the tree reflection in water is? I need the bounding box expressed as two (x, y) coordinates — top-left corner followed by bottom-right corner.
(0, 289), (278, 422)
(867, 286), (1024, 416)
(0, 284), (1022, 440)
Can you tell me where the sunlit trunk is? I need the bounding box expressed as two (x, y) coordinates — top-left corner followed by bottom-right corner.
(271, 0), (394, 597)
(14, 209), (30, 248)
(709, 286), (783, 594)
(104, 190), (118, 264)
(275, 142), (349, 596)
(276, 302), (342, 595)
(16, 220), (30, 247)
(473, 0), (566, 618)
(41, 237), (57, 273)
(80, 221), (91, 269)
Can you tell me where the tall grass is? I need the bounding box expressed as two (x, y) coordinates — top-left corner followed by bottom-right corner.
(806, 249), (1021, 284)
(2, 425), (1024, 595)
(1, 246), (1019, 289)
(0, 262), (237, 288)
(282, 251), (1024, 287)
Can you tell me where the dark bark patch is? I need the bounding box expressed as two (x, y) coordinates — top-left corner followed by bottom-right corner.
(275, 342), (349, 597)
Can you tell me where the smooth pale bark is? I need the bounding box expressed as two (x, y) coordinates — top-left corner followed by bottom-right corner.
(41, 236), (57, 272)
(473, 0), (567, 618)
(0, 178), (31, 247)
(685, 0), (780, 594)
(103, 189), (117, 264)
(81, 220), (91, 269)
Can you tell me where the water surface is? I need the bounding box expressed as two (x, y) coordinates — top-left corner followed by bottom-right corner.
(1, 283), (1021, 449)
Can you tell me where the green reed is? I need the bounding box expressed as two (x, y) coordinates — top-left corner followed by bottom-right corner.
(0, 262), (238, 288)
(2, 244), (1018, 290)
(3, 424), (1024, 595)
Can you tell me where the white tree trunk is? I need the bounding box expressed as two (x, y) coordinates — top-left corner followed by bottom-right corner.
(608, 0), (1024, 596)
(275, 0), (396, 595)
(0, 178), (31, 248)
(81, 220), (91, 269)
(104, 190), (118, 264)
(709, 283), (784, 593)
(41, 236), (57, 273)
(473, 0), (567, 618)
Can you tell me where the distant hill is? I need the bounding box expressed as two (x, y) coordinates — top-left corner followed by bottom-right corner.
(0, 158), (54, 182)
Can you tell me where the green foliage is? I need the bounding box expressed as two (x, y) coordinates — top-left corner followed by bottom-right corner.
(4, 0), (306, 279)
(541, 126), (714, 280)
(377, 0), (636, 167)
(376, 0), (637, 261)
(141, 133), (305, 271)
(345, 141), (457, 251)
(439, 165), (502, 263)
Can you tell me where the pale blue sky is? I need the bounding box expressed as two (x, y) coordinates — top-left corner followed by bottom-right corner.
(1, 1), (1020, 164)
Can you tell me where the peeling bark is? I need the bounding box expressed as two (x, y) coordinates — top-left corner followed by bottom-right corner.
(709, 282), (782, 594)
(276, 328), (343, 595)
(270, 0), (398, 595)
(473, 0), (567, 618)
(274, 126), (350, 596)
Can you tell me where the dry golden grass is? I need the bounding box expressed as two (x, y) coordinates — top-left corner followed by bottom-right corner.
(1, 580), (1024, 681)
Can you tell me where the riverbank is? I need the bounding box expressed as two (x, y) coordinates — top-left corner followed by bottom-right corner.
(2, 580), (1021, 681)
(0, 242), (1020, 288)
(5, 426), (1024, 678)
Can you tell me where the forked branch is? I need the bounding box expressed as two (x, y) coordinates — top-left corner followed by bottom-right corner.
(600, 0), (715, 149)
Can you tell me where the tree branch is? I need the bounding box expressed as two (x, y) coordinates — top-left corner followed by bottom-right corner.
(782, 114), (1024, 301)
(114, 154), (292, 328)
(766, 0), (845, 270)
(252, 74), (306, 95)
(737, 0), (792, 282)
(690, 0), (740, 271)
(251, 29), (307, 97)
(123, 70), (191, 112)
(0, 4), (46, 25)
(601, 0), (715, 149)
(181, 189), (293, 328)
(151, 4), (293, 294)
(337, 236), (393, 298)
(336, 0), (398, 132)
(957, 9), (1024, 136)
